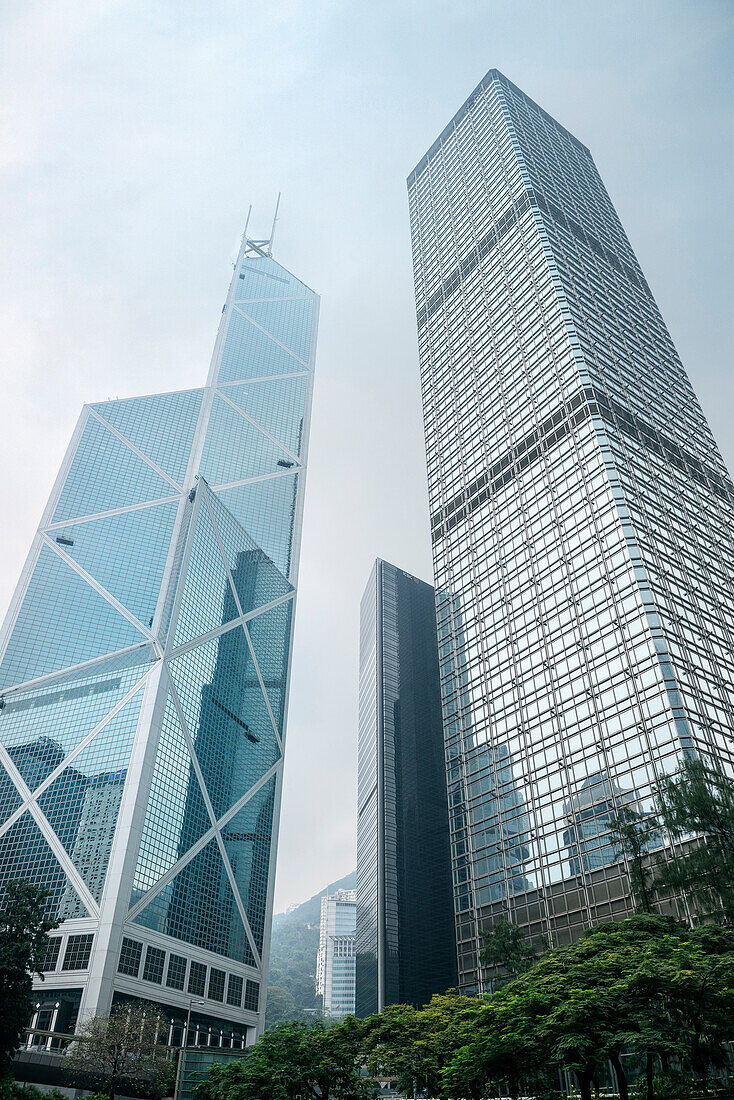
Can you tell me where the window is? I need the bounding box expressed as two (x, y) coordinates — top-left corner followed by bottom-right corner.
(62, 934), (94, 971)
(41, 937), (61, 972)
(226, 974), (243, 1008)
(244, 980), (259, 1013)
(188, 961), (206, 997)
(166, 953), (187, 991)
(208, 968), (225, 1002)
(118, 937), (143, 977)
(142, 946), (165, 984)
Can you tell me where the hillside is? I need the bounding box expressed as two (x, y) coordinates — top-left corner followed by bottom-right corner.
(266, 870), (356, 1027)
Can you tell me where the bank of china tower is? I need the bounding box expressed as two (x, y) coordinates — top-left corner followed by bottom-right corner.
(0, 233), (318, 1042)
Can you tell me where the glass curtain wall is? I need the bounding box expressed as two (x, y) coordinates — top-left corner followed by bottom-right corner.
(408, 69), (734, 992)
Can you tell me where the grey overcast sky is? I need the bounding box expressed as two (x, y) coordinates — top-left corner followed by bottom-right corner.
(0, 0), (732, 913)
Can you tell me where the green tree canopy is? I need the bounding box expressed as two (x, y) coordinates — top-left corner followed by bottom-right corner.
(478, 917), (546, 985)
(0, 881), (58, 1076)
(204, 1019), (373, 1100)
(360, 993), (479, 1098)
(443, 914), (734, 1100)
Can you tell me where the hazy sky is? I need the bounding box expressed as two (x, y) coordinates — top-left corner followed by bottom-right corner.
(1, 0), (732, 913)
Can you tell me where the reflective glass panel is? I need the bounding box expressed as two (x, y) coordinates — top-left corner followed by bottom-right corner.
(199, 395), (294, 487)
(53, 415), (174, 523)
(133, 836), (255, 966)
(215, 474), (298, 578)
(218, 309), (308, 384)
(0, 809), (89, 920)
(235, 299), (313, 364)
(234, 257), (311, 301)
(204, 489), (292, 615)
(173, 495), (238, 647)
(93, 389), (203, 486)
(244, 601), (293, 735)
(131, 693), (212, 904)
(38, 691), (144, 912)
(220, 376), (307, 457)
(0, 547), (146, 690)
(220, 776), (275, 953)
(167, 628), (281, 821)
(51, 500), (178, 627)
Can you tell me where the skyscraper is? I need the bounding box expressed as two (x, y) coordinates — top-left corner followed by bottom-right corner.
(408, 70), (734, 992)
(0, 226), (318, 1042)
(316, 888), (356, 1020)
(356, 560), (456, 1015)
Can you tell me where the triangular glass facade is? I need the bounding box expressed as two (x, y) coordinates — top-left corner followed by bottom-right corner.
(133, 836), (256, 966)
(0, 546), (147, 691)
(222, 377), (308, 456)
(93, 389), (204, 485)
(0, 241), (315, 1021)
(53, 415), (175, 522)
(51, 500), (179, 627)
(0, 240), (316, 1019)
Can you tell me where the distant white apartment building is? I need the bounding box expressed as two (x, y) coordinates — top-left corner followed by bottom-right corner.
(316, 889), (356, 1019)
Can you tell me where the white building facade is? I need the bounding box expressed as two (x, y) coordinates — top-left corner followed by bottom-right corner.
(316, 890), (356, 1019)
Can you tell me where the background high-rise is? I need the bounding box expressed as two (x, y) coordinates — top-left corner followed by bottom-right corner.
(316, 888), (356, 1020)
(356, 559), (456, 1014)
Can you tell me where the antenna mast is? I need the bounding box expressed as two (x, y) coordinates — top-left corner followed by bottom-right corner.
(243, 196), (282, 259)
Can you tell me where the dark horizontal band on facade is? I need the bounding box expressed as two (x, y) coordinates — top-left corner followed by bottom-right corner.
(430, 387), (734, 541)
(415, 189), (646, 332)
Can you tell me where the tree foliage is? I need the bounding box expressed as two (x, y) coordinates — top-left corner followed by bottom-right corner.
(359, 993), (478, 1097)
(205, 916), (734, 1100)
(0, 881), (58, 1076)
(608, 805), (660, 914)
(443, 915), (734, 1100)
(64, 1002), (175, 1100)
(478, 917), (546, 984)
(654, 756), (734, 923)
(204, 1018), (373, 1100)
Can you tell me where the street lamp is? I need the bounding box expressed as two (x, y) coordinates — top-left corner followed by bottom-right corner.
(183, 999), (205, 1048)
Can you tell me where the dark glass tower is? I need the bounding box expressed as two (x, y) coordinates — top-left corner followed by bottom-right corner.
(356, 559), (456, 1015)
(408, 70), (734, 993)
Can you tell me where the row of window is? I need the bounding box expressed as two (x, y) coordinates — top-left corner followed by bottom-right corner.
(42, 933), (94, 972)
(117, 937), (259, 1012)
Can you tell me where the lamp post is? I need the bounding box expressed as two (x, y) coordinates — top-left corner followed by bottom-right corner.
(183, 999), (205, 1048)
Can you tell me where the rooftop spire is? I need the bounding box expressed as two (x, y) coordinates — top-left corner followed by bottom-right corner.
(242, 194), (282, 258)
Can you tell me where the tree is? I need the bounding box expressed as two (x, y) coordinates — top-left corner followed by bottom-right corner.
(64, 1002), (175, 1100)
(479, 917), (546, 984)
(360, 993), (479, 1098)
(204, 1018), (374, 1100)
(0, 881), (59, 1077)
(608, 805), (660, 913)
(443, 914), (734, 1100)
(264, 986), (316, 1029)
(654, 756), (734, 922)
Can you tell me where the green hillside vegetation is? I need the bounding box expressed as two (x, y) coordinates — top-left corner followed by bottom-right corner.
(266, 871), (356, 1028)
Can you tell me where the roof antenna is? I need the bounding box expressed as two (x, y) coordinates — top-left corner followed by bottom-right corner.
(243, 197), (281, 260)
(267, 193), (281, 257)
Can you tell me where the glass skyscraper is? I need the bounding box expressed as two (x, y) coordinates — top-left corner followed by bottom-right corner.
(408, 70), (734, 992)
(0, 231), (318, 1041)
(356, 560), (456, 1015)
